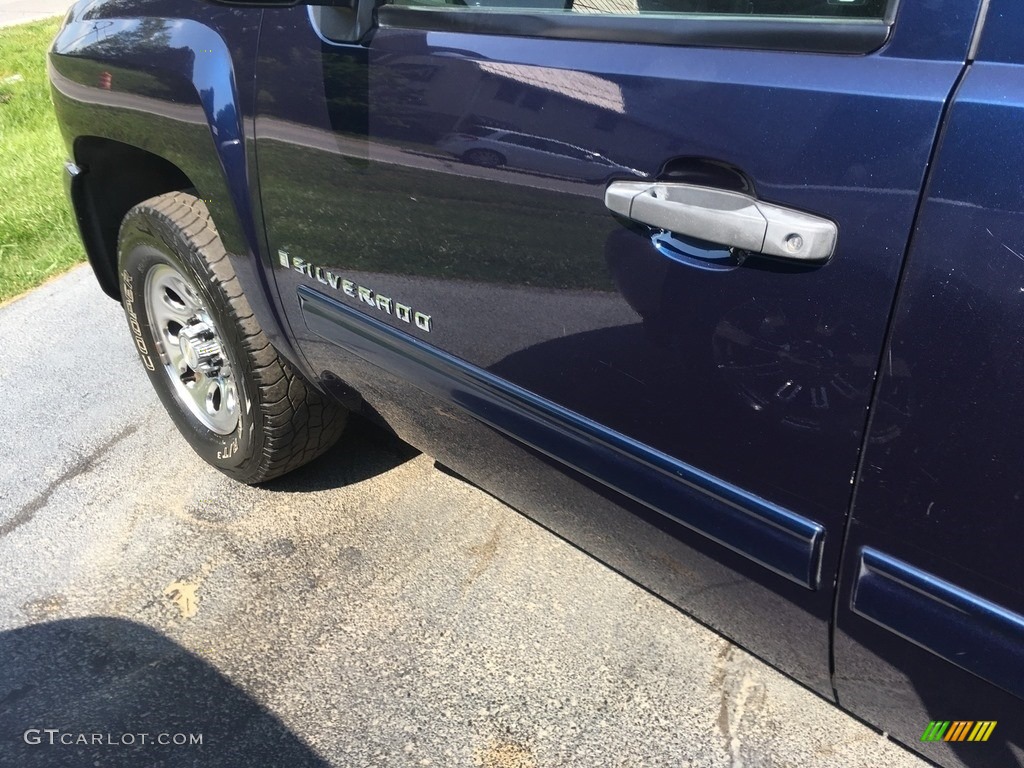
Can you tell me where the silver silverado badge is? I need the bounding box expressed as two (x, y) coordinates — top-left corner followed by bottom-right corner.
(279, 250), (432, 333)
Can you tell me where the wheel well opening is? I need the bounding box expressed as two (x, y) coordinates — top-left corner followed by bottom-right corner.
(72, 138), (194, 300)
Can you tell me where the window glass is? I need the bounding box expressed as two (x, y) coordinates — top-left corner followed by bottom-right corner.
(498, 133), (532, 146)
(520, 136), (555, 150)
(386, 0), (888, 20)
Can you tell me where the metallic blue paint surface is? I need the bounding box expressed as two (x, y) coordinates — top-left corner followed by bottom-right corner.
(48, 0), (1024, 764)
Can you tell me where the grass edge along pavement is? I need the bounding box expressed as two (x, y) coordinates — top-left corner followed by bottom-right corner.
(0, 17), (84, 304)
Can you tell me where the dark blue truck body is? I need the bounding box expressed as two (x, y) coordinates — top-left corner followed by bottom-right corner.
(49, 0), (1024, 764)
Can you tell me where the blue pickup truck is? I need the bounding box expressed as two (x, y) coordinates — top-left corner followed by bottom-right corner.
(49, 0), (1024, 764)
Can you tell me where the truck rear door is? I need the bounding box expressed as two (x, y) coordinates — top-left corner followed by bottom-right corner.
(833, 2), (1024, 764)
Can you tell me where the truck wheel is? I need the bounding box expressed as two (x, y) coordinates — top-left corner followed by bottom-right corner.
(462, 148), (505, 168)
(117, 191), (347, 484)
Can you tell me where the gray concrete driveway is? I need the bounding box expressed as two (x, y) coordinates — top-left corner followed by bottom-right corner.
(0, 266), (927, 767)
(0, 0), (71, 28)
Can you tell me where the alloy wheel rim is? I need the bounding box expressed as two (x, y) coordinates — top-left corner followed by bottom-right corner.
(144, 263), (240, 435)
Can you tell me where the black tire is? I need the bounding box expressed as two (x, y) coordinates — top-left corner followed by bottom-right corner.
(462, 148), (505, 168)
(117, 191), (347, 484)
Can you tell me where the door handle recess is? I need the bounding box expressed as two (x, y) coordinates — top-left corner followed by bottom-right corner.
(606, 181), (837, 262)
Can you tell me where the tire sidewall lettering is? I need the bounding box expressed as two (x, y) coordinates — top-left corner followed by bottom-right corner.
(121, 270), (155, 371)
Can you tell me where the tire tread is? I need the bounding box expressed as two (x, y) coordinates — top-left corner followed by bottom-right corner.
(120, 192), (348, 484)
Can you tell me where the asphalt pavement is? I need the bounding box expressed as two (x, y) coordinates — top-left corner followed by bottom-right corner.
(0, 0), (71, 28)
(0, 266), (930, 766)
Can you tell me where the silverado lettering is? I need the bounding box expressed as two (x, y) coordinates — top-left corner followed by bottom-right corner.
(281, 251), (432, 333)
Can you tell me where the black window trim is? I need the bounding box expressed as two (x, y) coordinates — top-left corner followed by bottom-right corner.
(375, 7), (893, 55)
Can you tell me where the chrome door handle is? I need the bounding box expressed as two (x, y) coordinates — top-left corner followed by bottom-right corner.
(605, 181), (837, 262)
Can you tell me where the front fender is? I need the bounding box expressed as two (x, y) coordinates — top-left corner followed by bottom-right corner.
(49, 6), (308, 375)
(50, 13), (254, 255)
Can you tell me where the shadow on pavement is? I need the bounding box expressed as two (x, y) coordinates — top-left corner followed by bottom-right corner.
(261, 412), (420, 494)
(0, 618), (328, 767)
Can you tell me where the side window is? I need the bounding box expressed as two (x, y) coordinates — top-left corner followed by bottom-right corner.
(499, 134), (533, 147)
(385, 0), (889, 19)
(533, 138), (565, 153)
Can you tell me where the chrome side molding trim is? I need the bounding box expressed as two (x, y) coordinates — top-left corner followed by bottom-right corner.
(299, 286), (827, 589)
(852, 548), (1024, 700)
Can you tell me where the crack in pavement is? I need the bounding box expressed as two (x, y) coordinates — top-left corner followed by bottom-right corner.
(0, 424), (140, 539)
(715, 644), (765, 768)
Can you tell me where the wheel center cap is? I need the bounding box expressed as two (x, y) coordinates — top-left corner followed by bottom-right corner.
(179, 335), (200, 369)
(178, 322), (222, 375)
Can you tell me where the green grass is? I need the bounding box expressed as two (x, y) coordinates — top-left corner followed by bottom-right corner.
(0, 18), (83, 303)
